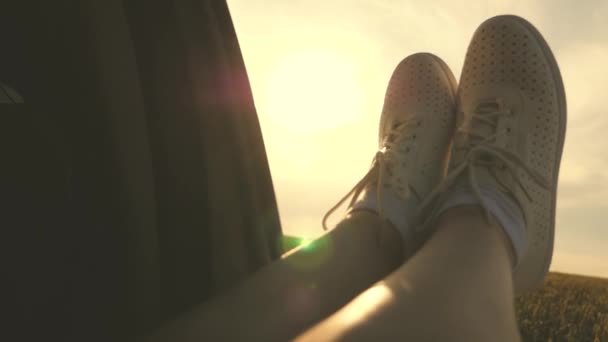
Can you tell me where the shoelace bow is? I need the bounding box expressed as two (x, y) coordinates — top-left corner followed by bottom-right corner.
(322, 118), (420, 230)
(415, 99), (551, 229)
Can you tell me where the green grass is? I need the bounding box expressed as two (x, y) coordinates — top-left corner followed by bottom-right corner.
(516, 272), (608, 342)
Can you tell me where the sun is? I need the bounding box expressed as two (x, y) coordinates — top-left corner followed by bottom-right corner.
(262, 49), (364, 133)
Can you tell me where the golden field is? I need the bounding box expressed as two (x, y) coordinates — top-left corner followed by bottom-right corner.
(516, 272), (608, 342)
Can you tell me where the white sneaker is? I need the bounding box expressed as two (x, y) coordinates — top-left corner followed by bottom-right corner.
(323, 53), (457, 242)
(418, 15), (567, 293)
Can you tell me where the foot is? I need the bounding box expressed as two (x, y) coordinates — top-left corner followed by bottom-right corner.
(323, 53), (457, 243)
(419, 15), (567, 293)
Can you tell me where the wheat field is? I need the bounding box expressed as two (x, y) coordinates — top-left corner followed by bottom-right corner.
(516, 272), (608, 342)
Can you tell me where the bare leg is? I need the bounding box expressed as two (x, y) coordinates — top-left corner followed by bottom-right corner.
(144, 211), (405, 342)
(296, 205), (521, 342)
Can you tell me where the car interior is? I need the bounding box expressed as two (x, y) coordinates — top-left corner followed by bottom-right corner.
(2, 1), (284, 340)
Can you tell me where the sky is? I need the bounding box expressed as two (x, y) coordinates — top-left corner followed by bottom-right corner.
(227, 0), (608, 278)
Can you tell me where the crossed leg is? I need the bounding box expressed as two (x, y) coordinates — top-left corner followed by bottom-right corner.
(146, 207), (521, 342)
(296, 206), (521, 342)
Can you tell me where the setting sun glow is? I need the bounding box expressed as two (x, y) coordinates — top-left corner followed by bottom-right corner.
(263, 49), (364, 133)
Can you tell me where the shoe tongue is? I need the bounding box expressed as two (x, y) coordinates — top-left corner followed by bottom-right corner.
(470, 164), (498, 187)
(468, 101), (500, 139)
(476, 101), (500, 112)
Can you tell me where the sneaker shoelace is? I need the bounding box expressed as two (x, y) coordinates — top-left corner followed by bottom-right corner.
(416, 99), (550, 229)
(322, 117), (421, 230)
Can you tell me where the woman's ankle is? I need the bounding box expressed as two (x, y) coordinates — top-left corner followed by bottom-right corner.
(436, 205), (517, 268)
